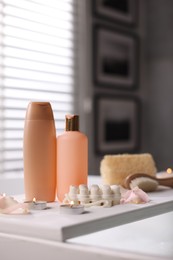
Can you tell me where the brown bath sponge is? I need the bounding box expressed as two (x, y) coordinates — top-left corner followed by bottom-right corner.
(100, 153), (157, 186)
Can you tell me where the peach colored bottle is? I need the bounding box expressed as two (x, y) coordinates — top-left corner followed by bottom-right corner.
(57, 115), (88, 202)
(23, 102), (56, 202)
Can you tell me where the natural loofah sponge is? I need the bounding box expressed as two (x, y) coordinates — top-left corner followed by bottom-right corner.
(100, 153), (157, 186)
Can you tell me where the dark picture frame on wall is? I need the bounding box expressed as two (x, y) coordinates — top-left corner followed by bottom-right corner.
(93, 25), (138, 90)
(94, 94), (140, 155)
(93, 0), (138, 27)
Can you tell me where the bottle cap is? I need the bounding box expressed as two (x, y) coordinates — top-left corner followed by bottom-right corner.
(65, 114), (79, 131)
(25, 102), (54, 120)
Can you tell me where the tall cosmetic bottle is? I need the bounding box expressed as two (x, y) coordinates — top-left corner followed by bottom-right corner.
(23, 102), (56, 202)
(57, 114), (88, 202)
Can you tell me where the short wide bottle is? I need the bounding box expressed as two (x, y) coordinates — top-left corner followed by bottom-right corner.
(57, 115), (88, 202)
(23, 102), (56, 202)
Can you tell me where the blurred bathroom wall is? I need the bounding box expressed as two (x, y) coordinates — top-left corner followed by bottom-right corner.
(85, 0), (173, 174)
(146, 0), (173, 170)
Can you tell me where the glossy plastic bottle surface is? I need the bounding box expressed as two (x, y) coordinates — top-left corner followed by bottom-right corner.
(57, 115), (88, 202)
(23, 102), (56, 202)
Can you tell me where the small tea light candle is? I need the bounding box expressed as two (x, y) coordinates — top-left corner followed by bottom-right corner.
(157, 168), (173, 178)
(166, 168), (173, 175)
(24, 198), (47, 210)
(59, 202), (84, 215)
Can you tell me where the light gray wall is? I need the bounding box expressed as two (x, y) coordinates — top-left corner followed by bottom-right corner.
(84, 0), (150, 175)
(83, 0), (173, 174)
(147, 0), (173, 170)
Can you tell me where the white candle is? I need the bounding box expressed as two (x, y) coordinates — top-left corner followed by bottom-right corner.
(157, 168), (173, 178)
(24, 198), (47, 210)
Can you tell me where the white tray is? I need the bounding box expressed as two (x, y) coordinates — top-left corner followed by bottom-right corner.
(0, 187), (173, 242)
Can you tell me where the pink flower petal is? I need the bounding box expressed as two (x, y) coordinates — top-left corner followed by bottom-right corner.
(120, 187), (150, 204)
(0, 195), (29, 215)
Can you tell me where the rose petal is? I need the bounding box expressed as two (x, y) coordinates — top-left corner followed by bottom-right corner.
(0, 195), (29, 215)
(120, 187), (150, 204)
(133, 187), (150, 203)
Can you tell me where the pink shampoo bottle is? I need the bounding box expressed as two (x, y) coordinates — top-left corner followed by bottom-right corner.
(56, 114), (88, 202)
(23, 102), (56, 202)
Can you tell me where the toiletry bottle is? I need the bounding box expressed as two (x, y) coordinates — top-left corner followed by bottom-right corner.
(23, 102), (56, 202)
(57, 114), (88, 202)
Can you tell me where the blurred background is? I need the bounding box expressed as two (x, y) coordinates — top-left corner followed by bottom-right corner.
(0, 0), (173, 177)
